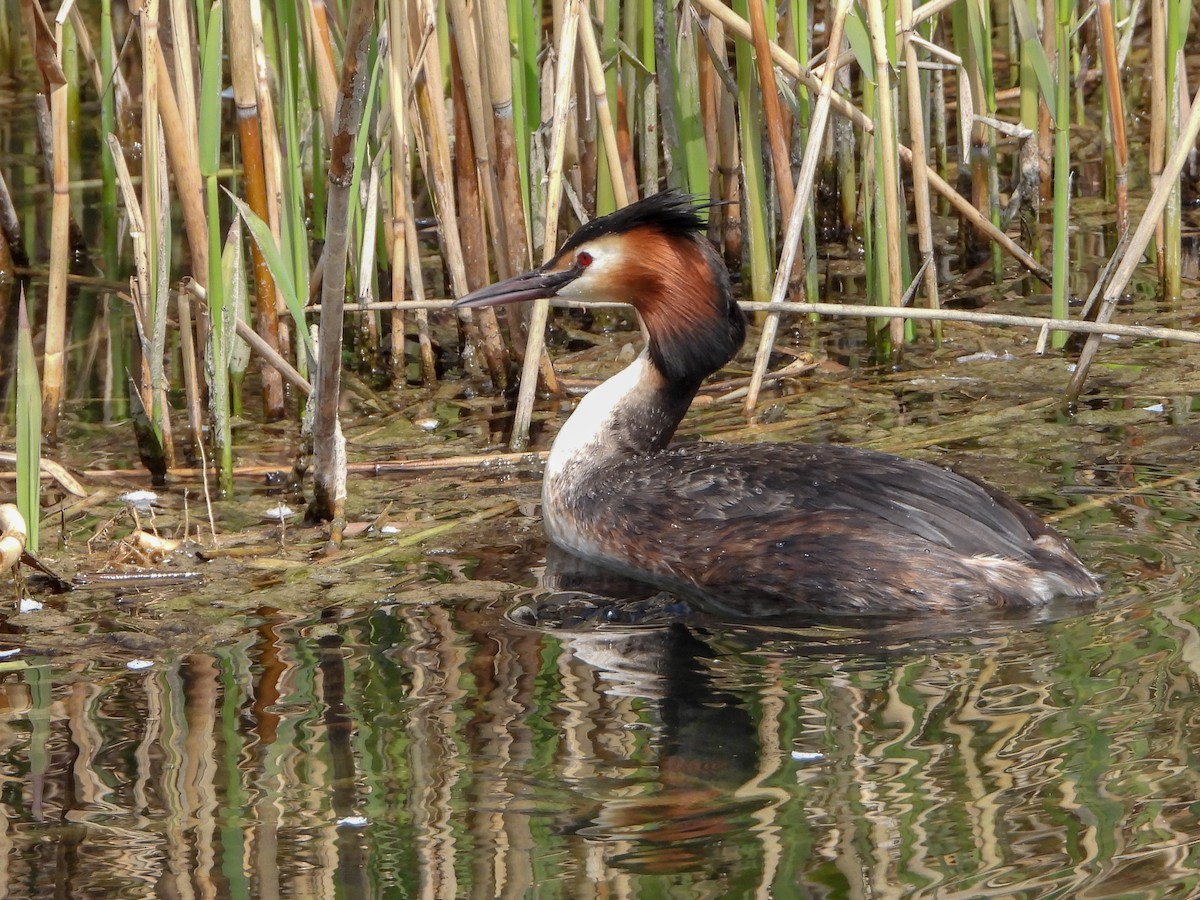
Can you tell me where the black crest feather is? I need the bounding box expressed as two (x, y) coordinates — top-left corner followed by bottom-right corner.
(558, 191), (708, 256)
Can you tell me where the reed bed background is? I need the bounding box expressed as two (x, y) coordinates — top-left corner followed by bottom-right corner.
(0, 0), (1197, 550)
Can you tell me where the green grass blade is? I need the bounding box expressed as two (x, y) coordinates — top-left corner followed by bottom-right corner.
(1011, 0), (1057, 122)
(198, 1), (223, 177)
(843, 8), (874, 80)
(224, 188), (315, 359)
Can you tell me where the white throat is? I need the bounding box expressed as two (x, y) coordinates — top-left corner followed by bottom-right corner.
(544, 353), (656, 484)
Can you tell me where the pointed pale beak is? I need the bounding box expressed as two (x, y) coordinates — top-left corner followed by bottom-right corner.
(453, 264), (581, 309)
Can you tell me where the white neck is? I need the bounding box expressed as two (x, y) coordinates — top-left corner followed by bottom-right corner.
(541, 351), (697, 551)
(545, 354), (658, 483)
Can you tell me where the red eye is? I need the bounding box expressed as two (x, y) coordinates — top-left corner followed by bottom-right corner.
(577, 251), (593, 268)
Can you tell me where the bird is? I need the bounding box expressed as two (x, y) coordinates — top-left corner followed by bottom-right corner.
(454, 191), (1100, 617)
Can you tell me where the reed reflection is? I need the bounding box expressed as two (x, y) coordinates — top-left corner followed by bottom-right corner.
(4, 551), (1200, 897)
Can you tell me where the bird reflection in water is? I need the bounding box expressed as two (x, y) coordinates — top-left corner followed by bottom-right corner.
(514, 547), (765, 874)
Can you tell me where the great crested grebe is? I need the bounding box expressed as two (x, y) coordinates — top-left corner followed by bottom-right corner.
(455, 192), (1100, 615)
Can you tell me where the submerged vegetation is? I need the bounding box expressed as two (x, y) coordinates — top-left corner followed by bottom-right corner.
(0, 0), (1198, 548)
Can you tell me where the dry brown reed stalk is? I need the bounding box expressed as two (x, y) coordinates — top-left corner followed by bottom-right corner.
(306, 0), (338, 138)
(107, 134), (149, 312)
(744, 0), (852, 414)
(639, 16), (660, 199)
(900, 0), (940, 316)
(446, 0), (509, 384)
(708, 16), (742, 262)
(447, 0), (504, 254)
(1066, 80), (1200, 402)
(747, 0), (794, 219)
(309, 0), (376, 529)
(509, 0), (581, 452)
(405, 171), (437, 384)
(449, 43), (489, 289)
(478, 0), (548, 382)
(834, 62), (858, 232)
(41, 16), (70, 444)
(697, 16), (720, 225)
(230, 0), (285, 420)
(479, 1), (531, 284)
(1096, 0), (1128, 237)
(577, 9), (629, 207)
(153, 53), (208, 285)
(249, 0), (288, 363)
(1039, 0), (1055, 201)
(575, 25), (599, 211)
(175, 282), (205, 460)
(386, 10), (435, 388)
(406, 0), (505, 387)
(617, 85), (638, 200)
(165, 0), (197, 126)
(162, 47), (217, 460)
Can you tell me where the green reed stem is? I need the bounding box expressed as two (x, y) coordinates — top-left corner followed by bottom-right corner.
(733, 0), (770, 305)
(199, 0), (231, 493)
(16, 291), (40, 554)
(1161, 0), (1189, 301)
(1050, 0), (1071, 347)
(511, 0), (539, 219)
(791, 0), (820, 305)
(673, 1), (709, 195)
(276, 0), (311, 377)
